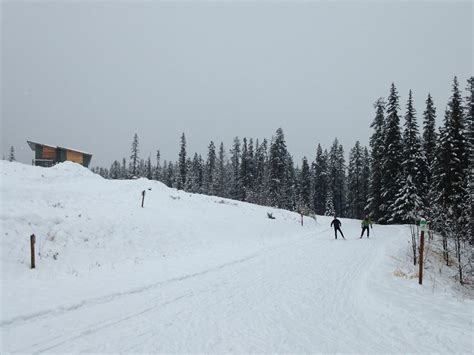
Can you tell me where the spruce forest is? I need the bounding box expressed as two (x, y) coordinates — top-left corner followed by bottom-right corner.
(93, 76), (473, 284)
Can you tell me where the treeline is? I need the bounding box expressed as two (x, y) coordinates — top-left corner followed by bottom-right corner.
(92, 76), (473, 283)
(93, 131), (369, 218)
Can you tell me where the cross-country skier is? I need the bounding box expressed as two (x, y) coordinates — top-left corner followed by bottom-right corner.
(360, 215), (372, 238)
(330, 215), (345, 240)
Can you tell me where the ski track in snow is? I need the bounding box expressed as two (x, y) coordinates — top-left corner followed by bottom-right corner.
(1, 161), (472, 353)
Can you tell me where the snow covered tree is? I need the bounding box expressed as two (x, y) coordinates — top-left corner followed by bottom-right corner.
(421, 93), (438, 222)
(312, 144), (328, 215)
(299, 156), (311, 211)
(368, 98), (386, 221)
(392, 90), (426, 223)
(347, 141), (366, 219)
(8, 146), (15, 162)
(269, 128), (289, 208)
(422, 93), (437, 183)
(211, 142), (226, 197)
(121, 158), (128, 179)
(146, 156), (153, 180)
(109, 160), (121, 179)
(325, 189), (335, 216)
(154, 150), (162, 181)
(163, 160), (175, 187)
(361, 147), (371, 215)
(254, 138), (269, 205)
(229, 137), (243, 200)
(380, 84), (403, 223)
(177, 133), (187, 190)
(465, 77), (474, 243)
(137, 159), (146, 178)
(203, 141), (216, 194)
(328, 138), (347, 216)
(187, 153), (203, 193)
(284, 153), (297, 210)
(433, 77), (470, 280)
(240, 138), (252, 201)
(129, 133), (140, 177)
(246, 138), (256, 199)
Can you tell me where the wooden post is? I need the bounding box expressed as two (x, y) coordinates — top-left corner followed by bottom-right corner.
(141, 190), (145, 208)
(30, 234), (36, 269)
(418, 230), (424, 285)
(301, 213), (303, 226)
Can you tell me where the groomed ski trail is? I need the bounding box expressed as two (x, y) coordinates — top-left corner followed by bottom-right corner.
(2, 226), (471, 353)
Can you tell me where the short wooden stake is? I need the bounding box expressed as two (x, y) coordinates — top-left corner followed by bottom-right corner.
(141, 190), (145, 208)
(418, 230), (424, 285)
(301, 213), (304, 226)
(30, 234), (36, 269)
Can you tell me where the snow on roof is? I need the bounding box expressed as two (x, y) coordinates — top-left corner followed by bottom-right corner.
(27, 140), (92, 156)
(57, 146), (92, 156)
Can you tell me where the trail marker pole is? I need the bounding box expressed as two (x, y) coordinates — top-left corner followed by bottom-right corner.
(301, 212), (304, 226)
(419, 218), (428, 285)
(141, 190), (145, 208)
(30, 234), (36, 269)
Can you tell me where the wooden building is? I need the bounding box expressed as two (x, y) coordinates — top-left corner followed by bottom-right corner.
(27, 141), (92, 168)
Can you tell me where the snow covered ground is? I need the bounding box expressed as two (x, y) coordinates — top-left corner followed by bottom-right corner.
(0, 161), (472, 353)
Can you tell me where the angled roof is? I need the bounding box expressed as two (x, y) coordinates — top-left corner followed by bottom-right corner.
(27, 141), (92, 157)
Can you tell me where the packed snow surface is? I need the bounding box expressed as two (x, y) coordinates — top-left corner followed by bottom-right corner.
(0, 161), (472, 353)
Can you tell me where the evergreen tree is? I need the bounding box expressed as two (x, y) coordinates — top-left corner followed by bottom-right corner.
(8, 146), (15, 162)
(247, 138), (256, 196)
(204, 141), (216, 194)
(229, 137), (243, 200)
(380, 84), (403, 223)
(368, 98), (386, 221)
(325, 189), (335, 216)
(138, 159), (146, 178)
(312, 145), (328, 215)
(109, 160), (121, 179)
(187, 153), (203, 193)
(146, 156), (153, 180)
(121, 158), (128, 179)
(422, 93), (438, 182)
(184, 157), (193, 191)
(154, 150), (162, 181)
(434, 78), (469, 224)
(361, 147), (371, 215)
(254, 139), (269, 205)
(240, 138), (251, 200)
(211, 142), (226, 197)
(392, 90), (426, 223)
(163, 161), (175, 187)
(465, 77), (474, 242)
(178, 133), (187, 190)
(433, 77), (470, 281)
(284, 153), (297, 210)
(269, 128), (289, 208)
(328, 138), (346, 216)
(299, 156), (311, 211)
(347, 141), (365, 219)
(130, 133), (140, 177)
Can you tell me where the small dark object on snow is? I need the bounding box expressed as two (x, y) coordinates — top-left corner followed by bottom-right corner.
(267, 212), (276, 220)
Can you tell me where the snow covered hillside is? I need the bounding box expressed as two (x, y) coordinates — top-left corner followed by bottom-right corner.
(0, 161), (472, 353)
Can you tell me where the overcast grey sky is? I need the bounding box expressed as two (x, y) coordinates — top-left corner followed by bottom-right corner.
(1, 1), (472, 167)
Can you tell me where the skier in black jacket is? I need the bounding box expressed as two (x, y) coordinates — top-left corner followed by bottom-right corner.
(330, 215), (345, 240)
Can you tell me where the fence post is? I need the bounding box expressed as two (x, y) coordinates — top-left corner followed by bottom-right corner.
(30, 234), (36, 269)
